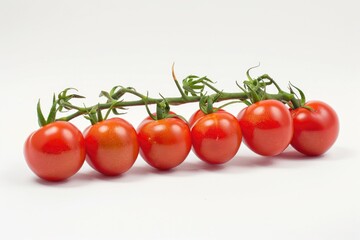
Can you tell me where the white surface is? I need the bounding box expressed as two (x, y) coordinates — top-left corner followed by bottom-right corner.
(1, 0), (359, 239)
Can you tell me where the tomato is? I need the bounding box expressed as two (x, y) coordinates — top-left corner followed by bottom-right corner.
(188, 108), (224, 127)
(237, 100), (293, 156)
(84, 118), (139, 176)
(191, 111), (242, 164)
(290, 100), (339, 156)
(24, 121), (86, 181)
(137, 116), (191, 170)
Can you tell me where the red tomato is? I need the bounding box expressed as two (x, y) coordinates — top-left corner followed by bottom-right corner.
(188, 108), (224, 127)
(24, 121), (86, 181)
(237, 100), (293, 156)
(290, 100), (339, 156)
(84, 118), (139, 176)
(191, 111), (242, 164)
(137, 116), (191, 170)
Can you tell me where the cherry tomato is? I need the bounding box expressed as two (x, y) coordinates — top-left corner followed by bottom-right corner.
(137, 116), (191, 170)
(237, 100), (293, 156)
(188, 108), (224, 127)
(24, 121), (86, 181)
(84, 118), (139, 176)
(191, 111), (242, 164)
(290, 100), (339, 156)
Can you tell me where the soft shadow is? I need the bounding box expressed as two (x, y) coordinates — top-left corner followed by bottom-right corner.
(129, 165), (176, 175)
(87, 167), (158, 183)
(177, 161), (227, 172)
(37, 146), (353, 186)
(277, 146), (357, 163)
(128, 165), (154, 176)
(277, 150), (323, 161)
(229, 155), (276, 168)
(33, 170), (135, 186)
(92, 165), (180, 182)
(129, 162), (227, 177)
(34, 171), (99, 187)
(35, 177), (71, 186)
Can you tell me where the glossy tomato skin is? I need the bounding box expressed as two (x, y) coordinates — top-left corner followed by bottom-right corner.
(290, 100), (339, 156)
(137, 117), (191, 170)
(191, 111), (242, 164)
(24, 121), (86, 181)
(188, 108), (224, 127)
(237, 100), (293, 156)
(84, 118), (139, 176)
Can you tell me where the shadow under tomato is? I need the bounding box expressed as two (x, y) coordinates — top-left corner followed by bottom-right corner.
(279, 146), (355, 161)
(168, 156), (277, 177)
(33, 170), (133, 186)
(169, 155), (277, 174)
(123, 161), (227, 177)
(87, 165), (175, 182)
(277, 150), (325, 161)
(34, 171), (99, 187)
(34, 145), (350, 186)
(31, 156), (275, 186)
(129, 165), (175, 175)
(35, 177), (71, 186)
(224, 155), (276, 169)
(178, 161), (227, 172)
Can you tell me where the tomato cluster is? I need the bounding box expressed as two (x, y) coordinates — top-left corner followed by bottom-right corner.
(24, 100), (339, 182)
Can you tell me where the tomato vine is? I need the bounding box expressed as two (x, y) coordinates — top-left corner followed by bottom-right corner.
(37, 65), (303, 126)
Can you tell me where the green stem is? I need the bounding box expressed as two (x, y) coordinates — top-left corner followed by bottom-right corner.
(54, 71), (299, 122)
(259, 74), (282, 92)
(57, 91), (249, 121)
(59, 91), (294, 122)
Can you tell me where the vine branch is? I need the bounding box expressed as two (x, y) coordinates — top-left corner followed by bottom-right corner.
(34, 66), (304, 125)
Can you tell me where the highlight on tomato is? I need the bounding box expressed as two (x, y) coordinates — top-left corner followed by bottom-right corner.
(84, 118), (139, 176)
(191, 109), (242, 164)
(188, 108), (224, 127)
(237, 99), (293, 156)
(290, 100), (339, 156)
(24, 121), (86, 181)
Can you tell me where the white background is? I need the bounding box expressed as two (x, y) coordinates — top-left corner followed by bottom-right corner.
(1, 0), (359, 239)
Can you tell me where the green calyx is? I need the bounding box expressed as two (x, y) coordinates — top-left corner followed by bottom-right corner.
(142, 94), (187, 122)
(288, 82), (312, 110)
(199, 94), (222, 115)
(37, 96), (57, 127)
(155, 94), (171, 120)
